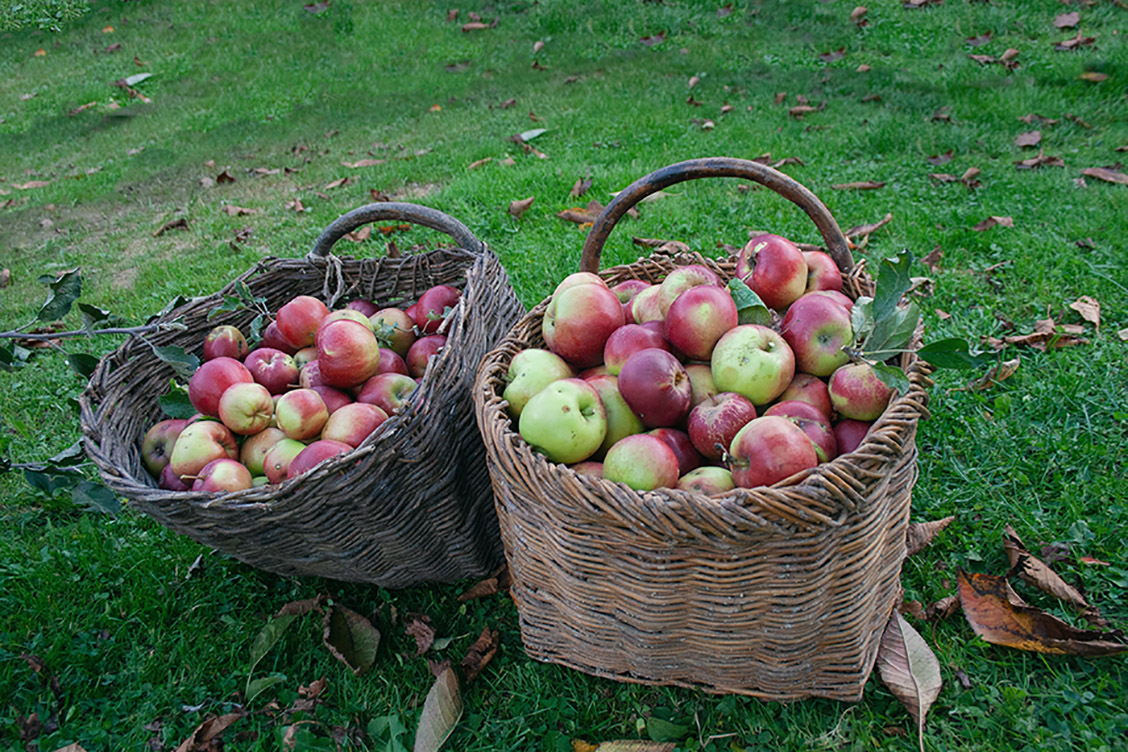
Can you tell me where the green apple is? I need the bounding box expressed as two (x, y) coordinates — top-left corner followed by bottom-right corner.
(710, 324), (795, 406)
(518, 378), (607, 464)
(503, 348), (575, 420)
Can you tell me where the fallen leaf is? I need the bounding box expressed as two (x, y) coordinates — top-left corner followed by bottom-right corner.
(906, 516), (955, 556)
(251, 167), (280, 176)
(466, 157), (493, 170)
(877, 611), (942, 752)
(999, 48), (1020, 67)
(927, 150), (953, 166)
(789, 104), (821, 118)
(571, 176), (593, 198)
(67, 102), (98, 116)
(285, 198), (305, 212)
(52, 745), (88, 752)
(1080, 71), (1108, 82)
(1065, 113), (1094, 129)
(134, 56), (146, 66)
(957, 570), (1127, 655)
(501, 156), (516, 166)
(13, 181), (50, 190)
(345, 225), (371, 242)
(460, 627), (499, 683)
(0, 269), (9, 289)
(857, 63), (871, 72)
(851, 6), (868, 23)
(278, 594), (326, 616)
(1068, 296), (1100, 329)
(819, 46), (846, 62)
(832, 180), (885, 190)
(929, 173), (960, 183)
(686, 95), (704, 107)
(1015, 131), (1042, 148)
(972, 216), (1013, 232)
(921, 245), (943, 271)
(533, 40), (545, 54)
(717, 3), (733, 18)
(577, 743), (675, 752)
(462, 19), (498, 31)
(173, 713), (244, 752)
(404, 613), (436, 656)
(223, 205), (258, 216)
(304, 1), (329, 12)
(844, 212), (893, 239)
(102, 25), (113, 33)
(639, 32), (666, 47)
(969, 54), (996, 65)
(446, 9), (459, 21)
(153, 218), (189, 237)
(1075, 237), (1096, 249)
(377, 224), (412, 235)
(1004, 525), (1106, 626)
(688, 75), (700, 88)
(1080, 167), (1128, 185)
(216, 170), (236, 184)
(1081, 556), (1112, 566)
(34, 48), (46, 57)
(414, 666), (462, 752)
(1055, 32), (1096, 51)
(341, 159), (386, 168)
(457, 565), (512, 601)
(1019, 113), (1058, 126)
(1118, 328), (1128, 342)
(925, 595), (961, 621)
(1054, 11), (1080, 29)
(325, 177), (352, 189)
(936, 309), (951, 320)
(444, 61), (470, 73)
(965, 357), (1020, 391)
(931, 107), (953, 123)
(960, 167), (982, 188)
(967, 32), (992, 47)
(1014, 152), (1065, 170)
(323, 605), (380, 676)
(557, 207), (599, 225)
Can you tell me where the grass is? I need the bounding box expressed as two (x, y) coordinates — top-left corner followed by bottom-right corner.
(1, 0), (1127, 749)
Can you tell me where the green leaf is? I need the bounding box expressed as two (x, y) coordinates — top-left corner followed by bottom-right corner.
(66, 352), (100, 379)
(246, 673), (287, 704)
(917, 338), (994, 370)
(248, 313), (266, 345)
(158, 380), (196, 419)
(77, 302), (112, 332)
(249, 614), (297, 675)
(146, 295), (189, 325)
(413, 666), (462, 752)
(37, 268), (83, 322)
(71, 481), (120, 514)
(48, 442), (86, 467)
(0, 342), (29, 372)
(322, 604), (381, 676)
(871, 363), (911, 395)
(24, 468), (81, 497)
(850, 296), (875, 347)
(208, 295), (246, 319)
(148, 343), (200, 381)
(872, 250), (914, 323)
(866, 301), (921, 359)
(368, 714), (410, 752)
(646, 718), (690, 742)
(726, 279), (772, 326)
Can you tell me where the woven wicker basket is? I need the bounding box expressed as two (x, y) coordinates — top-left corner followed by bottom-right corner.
(81, 202), (524, 587)
(474, 158), (933, 700)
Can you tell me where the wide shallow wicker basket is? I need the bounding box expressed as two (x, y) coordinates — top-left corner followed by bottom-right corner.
(81, 202), (524, 587)
(474, 158), (934, 700)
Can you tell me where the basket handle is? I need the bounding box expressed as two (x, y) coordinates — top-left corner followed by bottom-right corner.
(580, 157), (854, 275)
(309, 202), (486, 258)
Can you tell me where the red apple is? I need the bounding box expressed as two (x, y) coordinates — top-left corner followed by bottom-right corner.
(518, 378), (608, 464)
(585, 373), (645, 458)
(677, 466), (735, 495)
(274, 388), (329, 440)
(664, 284), (738, 361)
(240, 426), (286, 476)
(610, 279), (650, 318)
(159, 464), (192, 491)
(728, 415), (818, 488)
(298, 360), (328, 389)
(321, 403), (388, 448)
(140, 418), (189, 477)
(658, 264), (722, 316)
(554, 272), (607, 294)
(802, 250), (844, 293)
(646, 427), (702, 476)
(276, 295), (330, 348)
(687, 392), (758, 461)
(202, 325), (249, 362)
(316, 319), (381, 388)
(319, 308), (375, 333)
(192, 458), (253, 493)
(218, 382), (275, 435)
(414, 284), (462, 335)
(736, 233), (808, 310)
(602, 434), (679, 491)
(356, 372), (418, 415)
(834, 419), (873, 455)
(710, 325), (795, 406)
(288, 440), (355, 479)
(780, 293), (853, 377)
(828, 363), (893, 421)
(374, 348), (409, 376)
(503, 348), (575, 419)
(264, 438), (307, 484)
(808, 290), (855, 314)
(764, 401), (837, 462)
(188, 357), (254, 417)
(569, 460), (604, 478)
(370, 307), (417, 358)
(311, 385), (352, 415)
(345, 299), (379, 317)
(169, 420), (239, 480)
(293, 346), (318, 369)
(603, 324), (670, 376)
(777, 373), (833, 420)
(628, 285), (665, 324)
(577, 365), (611, 380)
(244, 348), (299, 395)
(542, 283), (625, 368)
(260, 320), (300, 354)
(618, 348), (692, 428)
(406, 335), (447, 378)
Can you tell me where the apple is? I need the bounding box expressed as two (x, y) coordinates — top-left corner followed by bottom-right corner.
(293, 346), (318, 369)
(687, 392), (758, 461)
(316, 319), (381, 388)
(710, 325), (795, 406)
(502, 348), (575, 420)
(202, 325), (248, 362)
(603, 324), (670, 376)
(553, 272), (607, 295)
(169, 421), (239, 480)
(311, 385), (352, 415)
(617, 348), (692, 428)
(602, 434), (679, 491)
(611, 279), (651, 323)
(345, 298), (379, 317)
(828, 363), (893, 421)
(252, 476), (270, 487)
(159, 464), (192, 491)
(646, 427), (702, 476)
(808, 290), (855, 314)
(356, 372), (418, 415)
(298, 360), (328, 389)
(140, 418), (189, 477)
(275, 388), (329, 441)
(736, 233), (808, 310)
(628, 285), (665, 324)
(834, 419), (873, 455)
(518, 378), (607, 464)
(288, 440), (355, 479)
(319, 308), (375, 333)
(260, 320), (299, 354)
(414, 284), (462, 335)
(192, 458), (253, 493)
(777, 373), (833, 420)
(677, 466), (735, 495)
(684, 363), (718, 408)
(577, 364), (611, 380)
(569, 461), (604, 478)
(542, 283), (625, 368)
(585, 374), (645, 458)
(664, 284), (738, 361)
(406, 335), (447, 378)
(264, 438), (307, 484)
(321, 402), (388, 447)
(240, 426), (286, 476)
(188, 357), (254, 417)
(658, 264), (722, 316)
(763, 400), (837, 462)
(218, 382), (275, 435)
(374, 347), (409, 376)
(728, 415), (818, 488)
(370, 307), (416, 358)
(244, 348), (299, 395)
(780, 293), (852, 377)
(803, 250), (843, 293)
(276, 295), (330, 348)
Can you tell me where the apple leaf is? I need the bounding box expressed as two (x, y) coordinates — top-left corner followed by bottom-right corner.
(37, 268), (83, 323)
(248, 613), (298, 680)
(77, 302), (113, 332)
(66, 352), (100, 379)
(872, 250), (913, 323)
(48, 441), (87, 467)
(866, 301), (921, 359)
(850, 296), (875, 346)
(727, 279), (772, 325)
(24, 467), (81, 497)
(146, 295), (190, 325)
(0, 342), (30, 372)
(245, 673), (287, 704)
(323, 604), (381, 676)
(158, 379), (196, 419)
(871, 363), (911, 394)
(916, 338), (993, 369)
(148, 343), (199, 381)
(413, 666), (462, 752)
(71, 480), (120, 515)
(208, 295), (248, 319)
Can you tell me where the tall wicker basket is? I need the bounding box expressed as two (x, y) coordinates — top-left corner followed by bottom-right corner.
(473, 158), (933, 700)
(81, 203), (524, 587)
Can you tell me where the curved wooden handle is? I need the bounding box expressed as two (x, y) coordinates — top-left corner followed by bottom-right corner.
(580, 157), (853, 274)
(310, 202), (485, 258)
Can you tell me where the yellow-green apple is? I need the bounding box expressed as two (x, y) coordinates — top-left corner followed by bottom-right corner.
(736, 234), (808, 310)
(603, 323), (670, 376)
(140, 418), (189, 477)
(240, 427), (286, 476)
(316, 319), (381, 388)
(780, 293), (852, 377)
(628, 285), (665, 324)
(585, 374), (645, 458)
(658, 264), (722, 316)
(777, 373), (833, 420)
(188, 357), (254, 416)
(192, 458), (253, 493)
(646, 427), (702, 476)
(218, 382), (275, 435)
(518, 378), (607, 464)
(276, 295), (330, 348)
(169, 420), (239, 480)
(542, 283), (624, 368)
(244, 347), (299, 395)
(288, 439), (355, 479)
(833, 419), (873, 454)
(710, 325), (795, 406)
(275, 388), (329, 441)
(414, 284), (462, 335)
(764, 400), (837, 462)
(677, 466), (735, 495)
(264, 438), (306, 484)
(502, 348), (575, 419)
(802, 250), (843, 293)
(602, 434), (679, 491)
(293, 346), (318, 369)
(610, 279), (651, 323)
(618, 348), (692, 428)
(345, 298), (379, 317)
(828, 363), (893, 421)
(252, 476), (269, 487)
(687, 392), (758, 461)
(809, 290), (854, 314)
(406, 334), (446, 378)
(202, 325), (248, 361)
(357, 373), (417, 415)
(370, 307), (416, 357)
(664, 284), (738, 361)
(311, 385), (351, 415)
(569, 460), (604, 478)
(319, 308), (375, 333)
(728, 415), (818, 488)
(374, 348), (408, 376)
(321, 402), (388, 448)
(158, 464), (191, 491)
(684, 364), (718, 408)
(260, 320), (300, 355)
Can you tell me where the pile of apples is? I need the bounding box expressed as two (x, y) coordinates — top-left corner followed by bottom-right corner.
(139, 284), (462, 493)
(503, 234), (894, 493)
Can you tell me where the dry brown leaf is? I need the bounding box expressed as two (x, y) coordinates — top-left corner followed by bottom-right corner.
(717, 3), (733, 19)
(406, 613), (436, 655)
(928, 173), (960, 183)
(33, 48), (46, 56)
(460, 626), (499, 683)
(13, 180), (50, 190)
(1118, 328), (1128, 342)
(877, 611), (942, 752)
(571, 176), (593, 198)
(1068, 296), (1100, 329)
(52, 745), (89, 752)
(498, 98), (516, 109)
(467, 157), (492, 170)
(936, 309), (951, 320)
(966, 32), (992, 47)
(639, 31), (666, 47)
(925, 595), (960, 621)
(1080, 71), (1108, 82)
(557, 207), (599, 225)
(1065, 113), (1094, 129)
(966, 357), (1020, 391)
(324, 177), (351, 189)
(344, 225), (371, 242)
(508, 196), (535, 219)
(341, 159), (385, 168)
(173, 713), (244, 752)
(999, 48), (1020, 64)
(789, 104), (820, 118)
(906, 516), (955, 556)
(969, 54), (995, 65)
(446, 8), (459, 21)
(958, 570), (1127, 655)
(972, 216), (1014, 231)
(688, 75), (700, 88)
(457, 565), (512, 602)
(1055, 32), (1096, 51)
(223, 205), (258, 216)
(285, 198), (305, 212)
(851, 6), (868, 22)
(415, 666), (462, 752)
(1019, 113), (1058, 126)
(322, 605), (380, 675)
(819, 47), (846, 62)
(686, 95), (703, 107)
(67, 102), (98, 116)
(580, 744), (675, 752)
(1054, 11), (1080, 29)
(1015, 152), (1065, 170)
(1015, 131), (1042, 148)
(832, 180), (885, 190)
(845, 212), (893, 239)
(1004, 525), (1106, 626)
(720, 103), (735, 115)
(921, 245), (943, 271)
(0, 269), (9, 289)
(153, 218), (189, 237)
(216, 170), (235, 184)
(927, 150), (953, 166)
(462, 19), (498, 31)
(1080, 167), (1128, 185)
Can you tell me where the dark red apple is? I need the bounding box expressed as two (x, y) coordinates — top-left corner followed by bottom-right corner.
(736, 233), (808, 310)
(603, 324), (670, 376)
(192, 458), (253, 493)
(159, 463), (192, 491)
(617, 348), (692, 428)
(260, 320), (300, 354)
(188, 357), (254, 417)
(374, 347), (409, 376)
(345, 298), (380, 317)
(728, 415), (818, 488)
(202, 325), (249, 362)
(276, 295), (330, 348)
(828, 363), (893, 421)
(140, 418), (189, 477)
(777, 373), (833, 420)
(764, 400), (837, 462)
(244, 348), (299, 395)
(298, 360), (328, 389)
(406, 335), (447, 378)
(834, 419), (873, 454)
(802, 250), (844, 293)
(687, 392), (758, 461)
(414, 284), (462, 335)
(780, 293), (852, 377)
(542, 282), (625, 368)
(287, 440), (354, 479)
(657, 264), (722, 316)
(664, 284), (738, 361)
(311, 385), (352, 415)
(808, 290), (855, 314)
(356, 372), (418, 415)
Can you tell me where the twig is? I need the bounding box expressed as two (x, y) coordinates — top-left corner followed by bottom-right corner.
(0, 323), (167, 341)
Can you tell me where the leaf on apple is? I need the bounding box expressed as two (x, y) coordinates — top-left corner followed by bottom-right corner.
(726, 279), (771, 326)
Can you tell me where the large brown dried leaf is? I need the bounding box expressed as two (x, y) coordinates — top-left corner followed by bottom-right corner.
(1080, 167), (1128, 185)
(154, 218), (188, 237)
(1054, 11), (1080, 29)
(906, 516), (955, 556)
(921, 245), (942, 272)
(576, 744), (676, 752)
(322, 605), (380, 676)
(957, 570), (1127, 655)
(1055, 32), (1095, 51)
(414, 666), (462, 752)
(223, 205), (258, 216)
(972, 216), (1013, 231)
(571, 176), (593, 198)
(174, 713), (244, 752)
(457, 564), (512, 602)
(1069, 296), (1100, 329)
(877, 611), (942, 752)
(406, 613), (436, 656)
(277, 594), (326, 616)
(557, 205), (600, 225)
(1015, 152), (1064, 170)
(508, 196), (534, 219)
(1003, 525), (1106, 626)
(1015, 131), (1042, 148)
(460, 627), (499, 683)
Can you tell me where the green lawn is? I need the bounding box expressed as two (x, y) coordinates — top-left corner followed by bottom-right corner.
(1, 1), (1126, 750)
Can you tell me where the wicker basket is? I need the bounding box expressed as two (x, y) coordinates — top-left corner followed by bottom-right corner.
(473, 158), (933, 700)
(81, 202), (524, 587)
